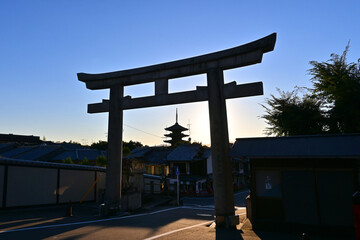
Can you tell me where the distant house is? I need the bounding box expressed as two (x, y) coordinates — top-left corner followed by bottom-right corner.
(1, 145), (63, 162)
(0, 143), (18, 154)
(0, 133), (41, 145)
(126, 147), (171, 176)
(166, 144), (211, 196)
(230, 134), (360, 235)
(167, 144), (206, 176)
(0, 139), (106, 165)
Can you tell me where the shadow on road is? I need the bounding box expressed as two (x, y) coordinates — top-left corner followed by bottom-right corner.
(216, 227), (244, 240)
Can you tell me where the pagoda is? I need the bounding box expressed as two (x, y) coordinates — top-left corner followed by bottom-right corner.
(164, 109), (189, 147)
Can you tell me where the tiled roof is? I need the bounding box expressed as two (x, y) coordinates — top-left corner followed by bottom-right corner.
(0, 143), (14, 150)
(128, 147), (170, 165)
(0, 143), (17, 153)
(144, 148), (171, 164)
(52, 149), (106, 161)
(1, 146), (36, 158)
(0, 157), (105, 171)
(165, 122), (188, 132)
(0, 143), (107, 163)
(167, 144), (201, 162)
(201, 149), (211, 159)
(16, 146), (62, 160)
(230, 134), (360, 159)
(128, 147), (152, 158)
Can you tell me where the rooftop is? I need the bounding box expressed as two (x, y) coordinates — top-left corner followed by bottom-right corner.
(230, 134), (360, 159)
(167, 144), (202, 162)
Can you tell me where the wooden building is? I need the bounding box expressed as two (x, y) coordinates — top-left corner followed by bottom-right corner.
(230, 134), (360, 236)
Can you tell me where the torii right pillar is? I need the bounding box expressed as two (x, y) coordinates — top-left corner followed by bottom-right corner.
(207, 68), (237, 228)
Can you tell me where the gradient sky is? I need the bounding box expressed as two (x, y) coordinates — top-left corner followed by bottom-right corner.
(1, 1), (359, 146)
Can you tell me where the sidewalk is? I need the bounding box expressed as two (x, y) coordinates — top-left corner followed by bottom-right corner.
(236, 218), (350, 240)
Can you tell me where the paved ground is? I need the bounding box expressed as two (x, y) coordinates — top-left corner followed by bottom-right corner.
(182, 189), (249, 208)
(0, 190), (352, 240)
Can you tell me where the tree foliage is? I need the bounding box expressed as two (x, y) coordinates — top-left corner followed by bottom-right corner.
(95, 155), (107, 167)
(90, 140), (143, 152)
(80, 157), (91, 165)
(309, 44), (360, 133)
(90, 140), (108, 151)
(262, 44), (360, 136)
(262, 89), (325, 136)
(62, 157), (74, 164)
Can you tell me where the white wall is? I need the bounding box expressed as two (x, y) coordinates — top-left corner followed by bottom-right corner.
(59, 169), (95, 203)
(6, 166), (57, 207)
(0, 160), (106, 208)
(143, 178), (161, 194)
(96, 171), (106, 202)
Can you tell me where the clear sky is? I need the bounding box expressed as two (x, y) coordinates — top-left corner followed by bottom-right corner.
(1, 1), (359, 146)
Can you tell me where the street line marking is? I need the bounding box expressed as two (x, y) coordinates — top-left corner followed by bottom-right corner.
(181, 206), (214, 211)
(196, 214), (213, 217)
(143, 221), (214, 240)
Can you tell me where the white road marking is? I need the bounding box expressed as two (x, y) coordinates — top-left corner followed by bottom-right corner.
(0, 206), (215, 234)
(181, 206), (214, 211)
(196, 213), (213, 217)
(143, 221), (214, 240)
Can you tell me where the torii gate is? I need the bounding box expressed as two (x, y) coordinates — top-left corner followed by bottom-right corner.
(78, 33), (276, 227)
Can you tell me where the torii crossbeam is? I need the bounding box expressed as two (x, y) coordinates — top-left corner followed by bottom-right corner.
(78, 33), (276, 227)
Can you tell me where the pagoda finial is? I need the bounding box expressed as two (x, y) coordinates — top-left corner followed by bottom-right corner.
(176, 108), (178, 123)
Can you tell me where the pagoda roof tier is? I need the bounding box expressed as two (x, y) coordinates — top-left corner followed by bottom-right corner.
(164, 133), (189, 138)
(165, 122), (188, 132)
(164, 139), (188, 144)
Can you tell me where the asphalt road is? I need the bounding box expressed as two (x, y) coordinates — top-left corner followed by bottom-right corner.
(0, 191), (250, 240)
(182, 189), (249, 208)
(0, 206), (246, 240)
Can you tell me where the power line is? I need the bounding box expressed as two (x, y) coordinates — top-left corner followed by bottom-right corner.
(123, 123), (163, 139)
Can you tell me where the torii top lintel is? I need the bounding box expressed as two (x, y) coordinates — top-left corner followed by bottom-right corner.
(78, 33), (276, 90)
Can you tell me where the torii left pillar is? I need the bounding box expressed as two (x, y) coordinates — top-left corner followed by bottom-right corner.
(104, 85), (124, 213)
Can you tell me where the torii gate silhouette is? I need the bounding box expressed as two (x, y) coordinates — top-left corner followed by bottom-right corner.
(78, 33), (276, 228)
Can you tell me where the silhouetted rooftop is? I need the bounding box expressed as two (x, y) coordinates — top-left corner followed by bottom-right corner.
(0, 157), (105, 171)
(230, 134), (360, 159)
(165, 122), (188, 132)
(167, 144), (201, 162)
(16, 145), (62, 160)
(51, 149), (106, 161)
(1, 146), (36, 158)
(127, 147), (171, 165)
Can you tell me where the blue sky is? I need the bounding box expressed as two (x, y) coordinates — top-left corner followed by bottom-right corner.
(1, 1), (359, 146)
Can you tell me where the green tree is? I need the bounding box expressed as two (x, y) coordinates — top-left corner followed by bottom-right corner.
(91, 140), (143, 153)
(90, 141), (108, 151)
(309, 44), (360, 133)
(96, 155), (107, 167)
(62, 157), (74, 164)
(262, 45), (360, 136)
(80, 157), (91, 165)
(123, 140), (143, 151)
(123, 146), (131, 156)
(262, 89), (325, 136)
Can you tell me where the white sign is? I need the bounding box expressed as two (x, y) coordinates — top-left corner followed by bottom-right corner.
(265, 176), (272, 190)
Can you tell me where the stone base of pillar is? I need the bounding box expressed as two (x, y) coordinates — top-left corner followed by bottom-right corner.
(215, 215), (240, 228)
(99, 203), (120, 216)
